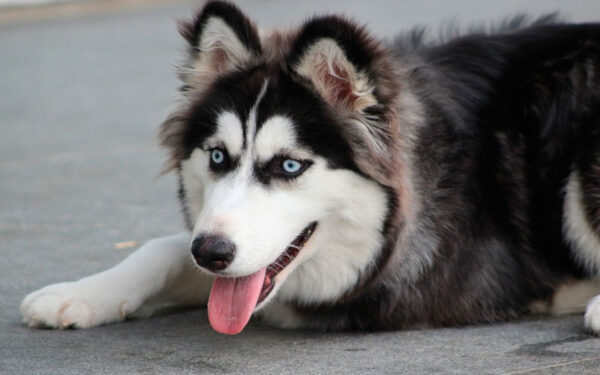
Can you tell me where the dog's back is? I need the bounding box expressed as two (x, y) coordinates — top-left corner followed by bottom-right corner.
(281, 20), (600, 330)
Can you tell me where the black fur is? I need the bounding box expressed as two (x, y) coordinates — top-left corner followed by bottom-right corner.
(255, 70), (363, 174)
(179, 67), (266, 163)
(291, 21), (600, 330)
(178, 0), (261, 54)
(175, 66), (362, 174)
(287, 16), (376, 74)
(286, 15), (399, 112)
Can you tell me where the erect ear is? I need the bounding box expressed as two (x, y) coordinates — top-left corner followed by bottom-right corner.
(177, 1), (262, 92)
(287, 16), (392, 115)
(287, 17), (403, 185)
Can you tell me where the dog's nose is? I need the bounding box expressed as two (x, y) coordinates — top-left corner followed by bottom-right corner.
(191, 234), (236, 271)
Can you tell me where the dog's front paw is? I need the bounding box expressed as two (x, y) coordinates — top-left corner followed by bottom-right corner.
(21, 282), (124, 329)
(584, 295), (600, 335)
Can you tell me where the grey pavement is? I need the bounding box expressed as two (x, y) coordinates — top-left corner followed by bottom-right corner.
(2, 0), (600, 374)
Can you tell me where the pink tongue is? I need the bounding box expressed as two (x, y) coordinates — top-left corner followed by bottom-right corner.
(207, 267), (266, 335)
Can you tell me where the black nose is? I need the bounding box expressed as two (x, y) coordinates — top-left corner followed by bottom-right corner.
(191, 234), (236, 271)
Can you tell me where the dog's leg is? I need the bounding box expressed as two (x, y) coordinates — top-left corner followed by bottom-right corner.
(563, 169), (600, 334)
(21, 232), (211, 329)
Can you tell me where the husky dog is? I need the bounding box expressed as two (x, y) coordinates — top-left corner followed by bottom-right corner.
(21, 1), (600, 335)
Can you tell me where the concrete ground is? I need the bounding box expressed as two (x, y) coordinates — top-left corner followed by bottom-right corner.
(2, 0), (600, 373)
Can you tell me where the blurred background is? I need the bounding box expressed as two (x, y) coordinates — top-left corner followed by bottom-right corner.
(2, 0), (600, 30)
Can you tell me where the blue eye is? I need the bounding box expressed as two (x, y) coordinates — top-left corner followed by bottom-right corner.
(211, 149), (225, 164)
(262, 156), (312, 181)
(282, 159), (303, 174)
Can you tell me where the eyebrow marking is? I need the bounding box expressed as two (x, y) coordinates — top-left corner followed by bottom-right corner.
(254, 115), (298, 162)
(213, 111), (244, 156)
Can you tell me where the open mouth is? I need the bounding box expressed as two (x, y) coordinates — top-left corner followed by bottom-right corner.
(207, 221), (317, 335)
(258, 221), (317, 304)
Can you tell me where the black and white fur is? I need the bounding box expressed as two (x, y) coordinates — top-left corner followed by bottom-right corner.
(21, 1), (600, 333)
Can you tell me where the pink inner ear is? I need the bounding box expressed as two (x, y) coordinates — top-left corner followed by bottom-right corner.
(211, 48), (229, 73)
(314, 58), (361, 110)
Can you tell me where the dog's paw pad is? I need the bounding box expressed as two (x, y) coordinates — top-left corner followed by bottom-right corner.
(584, 295), (600, 334)
(21, 283), (94, 329)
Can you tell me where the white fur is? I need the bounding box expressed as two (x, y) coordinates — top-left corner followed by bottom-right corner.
(585, 295), (600, 333)
(212, 111), (244, 156)
(195, 156), (387, 294)
(182, 84), (388, 305)
(21, 233), (211, 328)
(267, 167), (387, 305)
(254, 116), (298, 161)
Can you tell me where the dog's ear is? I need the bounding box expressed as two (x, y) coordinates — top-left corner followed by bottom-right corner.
(287, 17), (402, 184)
(177, 1), (262, 91)
(287, 16), (394, 114)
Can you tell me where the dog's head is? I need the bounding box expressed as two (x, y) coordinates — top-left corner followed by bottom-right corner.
(160, 1), (402, 334)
